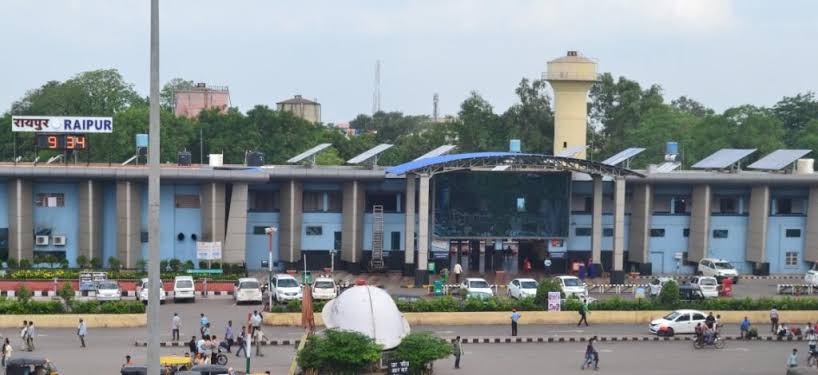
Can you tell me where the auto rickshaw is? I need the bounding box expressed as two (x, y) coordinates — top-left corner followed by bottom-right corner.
(120, 365), (147, 375)
(160, 355), (194, 372)
(5, 357), (59, 375)
(189, 364), (235, 375)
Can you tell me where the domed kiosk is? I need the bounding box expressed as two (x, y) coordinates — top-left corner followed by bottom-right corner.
(321, 285), (410, 350)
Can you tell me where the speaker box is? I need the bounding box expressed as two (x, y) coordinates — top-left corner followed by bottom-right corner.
(245, 151), (264, 167)
(177, 151), (192, 166)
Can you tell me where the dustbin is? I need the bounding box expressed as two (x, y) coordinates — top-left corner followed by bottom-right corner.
(433, 280), (444, 296)
(301, 271), (313, 285)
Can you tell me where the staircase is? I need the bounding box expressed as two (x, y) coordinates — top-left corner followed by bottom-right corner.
(370, 205), (385, 271)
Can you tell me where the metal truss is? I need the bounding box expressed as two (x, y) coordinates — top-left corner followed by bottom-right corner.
(406, 154), (644, 178)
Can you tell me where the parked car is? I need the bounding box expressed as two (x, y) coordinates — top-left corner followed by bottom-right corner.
(95, 280), (121, 302)
(311, 277), (338, 300)
(271, 274), (303, 303)
(460, 277), (494, 298)
(697, 258), (739, 283)
(690, 276), (719, 298)
(173, 276), (196, 303)
(678, 284), (706, 302)
(805, 266), (818, 286)
(649, 309), (707, 336)
(648, 277), (675, 297)
(508, 278), (538, 299)
(554, 275), (588, 298)
(234, 277), (263, 304)
(136, 277), (166, 304)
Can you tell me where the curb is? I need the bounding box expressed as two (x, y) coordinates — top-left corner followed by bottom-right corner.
(134, 338), (302, 347)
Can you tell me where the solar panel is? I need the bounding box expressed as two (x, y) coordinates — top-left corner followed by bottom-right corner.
(691, 149), (756, 169)
(655, 162), (681, 173)
(413, 145), (456, 161)
(556, 145), (587, 157)
(287, 143), (332, 164)
(747, 149), (811, 171)
(602, 147), (646, 166)
(347, 143), (394, 164)
(491, 165), (510, 171)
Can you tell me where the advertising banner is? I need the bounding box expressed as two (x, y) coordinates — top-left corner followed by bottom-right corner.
(11, 116), (113, 133)
(196, 241), (223, 260)
(547, 291), (561, 312)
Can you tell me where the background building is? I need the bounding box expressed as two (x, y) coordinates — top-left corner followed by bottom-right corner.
(277, 95), (321, 123)
(174, 83), (230, 118)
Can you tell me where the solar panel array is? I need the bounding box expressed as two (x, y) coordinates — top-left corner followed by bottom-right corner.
(556, 145), (587, 157)
(287, 143), (332, 164)
(347, 143), (394, 164)
(747, 149), (811, 171)
(602, 147), (646, 166)
(654, 162), (681, 173)
(691, 149), (756, 169)
(413, 145), (456, 161)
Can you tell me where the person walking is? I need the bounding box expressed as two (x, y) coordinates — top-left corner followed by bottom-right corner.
(235, 327), (247, 358)
(200, 314), (209, 337)
(254, 327), (265, 357)
(19, 320), (27, 351)
(453, 263), (463, 284)
(2, 337), (12, 367)
(582, 336), (599, 370)
(577, 299), (589, 327)
(510, 308), (521, 336)
(808, 328), (818, 354)
(172, 313), (181, 341)
(203, 323), (212, 339)
(251, 310), (262, 335)
(224, 320), (234, 353)
(77, 318), (87, 348)
(452, 336), (462, 369)
(788, 348), (799, 368)
(122, 355), (133, 368)
(740, 316), (751, 340)
(188, 336), (198, 358)
(771, 307), (780, 334)
(26, 322), (35, 351)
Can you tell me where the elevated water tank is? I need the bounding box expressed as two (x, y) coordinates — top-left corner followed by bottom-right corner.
(208, 154), (223, 167)
(797, 159), (814, 174)
(322, 285), (410, 349)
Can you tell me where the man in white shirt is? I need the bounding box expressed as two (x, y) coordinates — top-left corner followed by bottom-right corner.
(453, 263), (463, 284)
(172, 313), (181, 341)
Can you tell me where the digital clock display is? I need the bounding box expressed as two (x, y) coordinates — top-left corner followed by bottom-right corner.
(36, 134), (88, 150)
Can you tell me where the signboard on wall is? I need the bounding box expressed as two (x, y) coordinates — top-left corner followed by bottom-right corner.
(196, 241), (222, 260)
(12, 116), (113, 133)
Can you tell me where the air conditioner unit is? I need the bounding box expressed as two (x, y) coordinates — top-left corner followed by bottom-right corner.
(35, 235), (49, 246)
(53, 235), (66, 246)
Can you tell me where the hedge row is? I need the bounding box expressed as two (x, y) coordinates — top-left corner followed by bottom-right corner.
(0, 299), (145, 314)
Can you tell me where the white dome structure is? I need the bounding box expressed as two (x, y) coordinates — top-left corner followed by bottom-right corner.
(321, 285), (410, 350)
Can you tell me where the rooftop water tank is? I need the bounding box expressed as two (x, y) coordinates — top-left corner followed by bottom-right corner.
(797, 159), (814, 174)
(208, 154), (223, 167)
(509, 139), (521, 153)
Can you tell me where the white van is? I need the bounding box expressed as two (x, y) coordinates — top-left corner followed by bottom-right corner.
(173, 276), (196, 302)
(234, 277), (263, 304)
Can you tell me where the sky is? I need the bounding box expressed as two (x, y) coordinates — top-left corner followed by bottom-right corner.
(1, 0), (817, 124)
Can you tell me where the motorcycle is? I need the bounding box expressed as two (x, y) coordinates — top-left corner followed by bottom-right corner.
(693, 333), (725, 349)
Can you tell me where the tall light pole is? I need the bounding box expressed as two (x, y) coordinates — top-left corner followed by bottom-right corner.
(147, 0), (161, 373)
(265, 226), (277, 307)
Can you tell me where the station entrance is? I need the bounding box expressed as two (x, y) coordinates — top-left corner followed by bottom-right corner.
(445, 238), (550, 275)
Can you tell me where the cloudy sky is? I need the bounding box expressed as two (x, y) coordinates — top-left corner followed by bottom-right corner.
(1, 0), (817, 123)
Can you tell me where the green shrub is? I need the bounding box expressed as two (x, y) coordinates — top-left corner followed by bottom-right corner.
(297, 329), (382, 374)
(16, 285), (32, 303)
(19, 259), (31, 269)
(76, 255), (90, 269)
(160, 259), (170, 272)
(107, 257), (121, 271)
(57, 282), (74, 302)
(393, 332), (453, 374)
(535, 278), (563, 303)
(68, 300), (145, 314)
(90, 257), (103, 269)
(6, 258), (18, 269)
(59, 258), (69, 269)
(169, 259), (182, 272)
(658, 280), (680, 306)
(136, 258), (148, 272)
(183, 260), (195, 271)
(0, 298), (64, 314)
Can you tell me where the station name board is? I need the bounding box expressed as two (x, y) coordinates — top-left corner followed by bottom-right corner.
(11, 116), (113, 133)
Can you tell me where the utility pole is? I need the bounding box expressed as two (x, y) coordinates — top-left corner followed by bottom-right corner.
(372, 60), (381, 115)
(147, 0), (161, 374)
(433, 93), (439, 122)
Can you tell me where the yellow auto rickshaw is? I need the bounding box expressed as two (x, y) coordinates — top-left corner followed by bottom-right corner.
(160, 355), (194, 372)
(6, 357), (59, 375)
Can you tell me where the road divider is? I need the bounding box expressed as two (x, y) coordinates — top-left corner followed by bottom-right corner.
(0, 313), (145, 328)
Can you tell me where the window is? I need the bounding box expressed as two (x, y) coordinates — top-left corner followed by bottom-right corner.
(366, 193), (398, 212)
(719, 198), (737, 214)
(673, 198), (687, 214)
(683, 228), (690, 237)
(516, 198), (526, 212)
(35, 193), (65, 207)
(713, 229), (729, 239)
(575, 227), (591, 236)
(777, 198), (793, 215)
(786, 229), (802, 238)
(390, 232), (401, 251)
(650, 228), (666, 237)
(692, 313), (706, 321)
(306, 226), (323, 236)
(175, 195), (200, 208)
(785, 251), (799, 266)
(584, 197), (593, 212)
(253, 226), (271, 235)
(603, 228), (613, 237)
(248, 190), (279, 212)
(327, 191), (342, 212)
(303, 192), (323, 212)
(334, 231), (342, 250)
(676, 314), (690, 322)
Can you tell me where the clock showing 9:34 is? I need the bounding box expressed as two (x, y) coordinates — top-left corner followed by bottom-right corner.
(36, 134), (88, 150)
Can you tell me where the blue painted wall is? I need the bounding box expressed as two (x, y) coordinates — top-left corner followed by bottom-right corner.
(246, 212), (279, 270)
(363, 213), (406, 251)
(766, 216), (807, 273)
(102, 183), (117, 266)
(302, 213), (342, 251)
(0, 183), (8, 228)
(709, 215), (752, 273)
(139, 183), (201, 264)
(32, 182), (79, 266)
(567, 214), (631, 251)
(648, 215), (694, 274)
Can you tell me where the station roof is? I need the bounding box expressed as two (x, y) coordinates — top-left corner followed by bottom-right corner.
(385, 152), (643, 177)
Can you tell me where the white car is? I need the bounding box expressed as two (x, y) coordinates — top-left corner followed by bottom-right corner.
(271, 274), (303, 303)
(698, 258), (739, 283)
(806, 267), (818, 286)
(311, 277), (338, 300)
(508, 278), (538, 299)
(649, 309), (707, 336)
(691, 276), (719, 298)
(136, 278), (166, 304)
(555, 275), (588, 298)
(173, 276), (196, 302)
(95, 280), (121, 301)
(648, 277), (675, 297)
(461, 277), (494, 298)
(234, 277), (263, 304)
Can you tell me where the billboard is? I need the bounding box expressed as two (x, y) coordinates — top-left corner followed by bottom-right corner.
(11, 116), (113, 133)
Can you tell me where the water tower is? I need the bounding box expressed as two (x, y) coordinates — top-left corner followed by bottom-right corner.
(545, 51), (598, 159)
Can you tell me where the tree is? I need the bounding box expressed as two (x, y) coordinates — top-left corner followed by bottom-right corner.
(76, 255), (90, 269)
(622, 105), (697, 168)
(393, 332), (453, 374)
(792, 119), (818, 152)
(671, 96), (713, 117)
(657, 280), (680, 306)
(455, 92), (504, 152)
(160, 78), (195, 111)
(773, 92), (818, 143)
(502, 78), (554, 153)
(535, 278), (564, 303)
(724, 105), (785, 161)
(297, 329), (382, 374)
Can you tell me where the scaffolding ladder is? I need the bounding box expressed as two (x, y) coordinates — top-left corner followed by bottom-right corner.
(370, 205), (385, 271)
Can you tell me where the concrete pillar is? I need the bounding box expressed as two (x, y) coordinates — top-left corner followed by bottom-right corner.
(279, 180), (303, 266)
(611, 177), (626, 283)
(688, 184), (711, 263)
(805, 187), (818, 263)
(590, 175), (603, 275)
(116, 181), (141, 269)
(8, 179), (33, 262)
(478, 242), (486, 274)
(628, 183), (652, 274)
(747, 185), (770, 274)
(223, 183), (248, 264)
(78, 180), (103, 262)
(341, 180), (365, 272)
(200, 182), (226, 243)
(415, 175), (430, 286)
(403, 176), (416, 275)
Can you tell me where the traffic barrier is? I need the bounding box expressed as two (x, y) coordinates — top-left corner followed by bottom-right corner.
(586, 284), (649, 295)
(776, 284), (816, 295)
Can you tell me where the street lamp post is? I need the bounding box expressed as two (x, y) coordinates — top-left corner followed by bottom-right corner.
(147, 0), (161, 373)
(265, 226), (277, 307)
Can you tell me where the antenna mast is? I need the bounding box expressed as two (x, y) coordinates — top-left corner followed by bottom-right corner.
(433, 93), (439, 121)
(372, 60), (381, 114)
